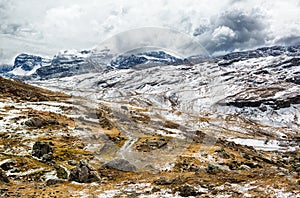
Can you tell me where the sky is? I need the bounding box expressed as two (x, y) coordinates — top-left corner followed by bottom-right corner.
(0, 0), (299, 64)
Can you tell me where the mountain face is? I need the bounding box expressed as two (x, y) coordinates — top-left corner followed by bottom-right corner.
(2, 49), (187, 80)
(0, 45), (299, 196)
(29, 45), (300, 146)
(110, 51), (187, 69)
(1, 45), (299, 80)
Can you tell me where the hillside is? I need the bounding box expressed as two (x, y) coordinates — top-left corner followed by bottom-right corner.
(0, 46), (299, 197)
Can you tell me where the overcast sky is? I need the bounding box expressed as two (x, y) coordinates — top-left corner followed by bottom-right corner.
(0, 0), (299, 64)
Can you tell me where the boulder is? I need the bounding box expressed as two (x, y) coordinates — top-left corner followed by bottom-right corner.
(207, 163), (221, 174)
(54, 164), (68, 179)
(178, 185), (203, 197)
(46, 179), (64, 186)
(104, 159), (137, 172)
(32, 141), (53, 161)
(239, 165), (251, 170)
(69, 160), (100, 183)
(25, 117), (47, 128)
(0, 169), (9, 184)
(0, 159), (16, 171)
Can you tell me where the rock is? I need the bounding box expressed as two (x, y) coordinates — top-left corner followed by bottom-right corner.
(244, 162), (262, 168)
(136, 138), (167, 152)
(46, 179), (64, 186)
(32, 141), (53, 161)
(239, 165), (251, 170)
(215, 148), (231, 159)
(104, 159), (137, 172)
(69, 160), (100, 183)
(68, 160), (77, 166)
(177, 185), (202, 197)
(54, 164), (68, 179)
(0, 169), (10, 184)
(207, 163), (221, 174)
(47, 118), (59, 125)
(0, 159), (16, 171)
(25, 117), (47, 128)
(154, 177), (173, 185)
(151, 186), (160, 193)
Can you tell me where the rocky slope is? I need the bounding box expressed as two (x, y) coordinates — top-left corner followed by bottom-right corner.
(0, 45), (299, 197)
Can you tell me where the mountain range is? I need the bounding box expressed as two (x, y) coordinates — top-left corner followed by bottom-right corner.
(0, 45), (299, 197)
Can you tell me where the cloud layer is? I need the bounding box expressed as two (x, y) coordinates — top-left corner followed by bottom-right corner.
(0, 0), (299, 63)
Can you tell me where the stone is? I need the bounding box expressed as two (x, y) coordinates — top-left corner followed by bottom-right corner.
(207, 163), (221, 174)
(46, 179), (63, 186)
(151, 186), (160, 193)
(154, 177), (173, 185)
(54, 164), (68, 179)
(104, 159), (137, 172)
(69, 160), (100, 183)
(68, 160), (77, 166)
(0, 159), (16, 171)
(47, 118), (59, 125)
(178, 185), (202, 197)
(32, 141), (53, 161)
(239, 165), (251, 170)
(25, 117), (47, 128)
(0, 169), (9, 184)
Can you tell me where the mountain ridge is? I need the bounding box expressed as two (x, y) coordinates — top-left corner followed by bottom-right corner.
(1, 45), (299, 81)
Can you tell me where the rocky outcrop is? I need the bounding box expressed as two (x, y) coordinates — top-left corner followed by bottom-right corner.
(136, 138), (167, 152)
(103, 159), (137, 172)
(25, 117), (47, 128)
(69, 160), (100, 183)
(54, 164), (69, 179)
(32, 141), (53, 161)
(177, 185), (203, 197)
(0, 169), (10, 184)
(13, 54), (44, 71)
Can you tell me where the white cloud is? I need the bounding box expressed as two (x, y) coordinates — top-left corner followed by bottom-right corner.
(0, 0), (299, 63)
(212, 26), (236, 44)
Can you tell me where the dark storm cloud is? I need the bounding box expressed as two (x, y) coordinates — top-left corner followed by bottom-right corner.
(0, 0), (299, 64)
(276, 36), (300, 46)
(196, 9), (269, 54)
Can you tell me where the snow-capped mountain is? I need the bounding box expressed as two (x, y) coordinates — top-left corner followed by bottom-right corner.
(24, 45), (300, 153)
(1, 49), (188, 80)
(110, 51), (188, 69)
(2, 45), (299, 81)
(1, 45), (300, 197)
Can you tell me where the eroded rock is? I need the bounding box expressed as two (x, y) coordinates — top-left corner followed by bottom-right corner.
(0, 159), (16, 171)
(69, 160), (100, 183)
(104, 159), (137, 172)
(177, 185), (203, 197)
(54, 164), (68, 179)
(25, 117), (47, 128)
(32, 141), (53, 161)
(46, 178), (64, 186)
(0, 169), (9, 184)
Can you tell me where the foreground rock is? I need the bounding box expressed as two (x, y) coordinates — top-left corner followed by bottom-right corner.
(25, 117), (47, 128)
(32, 141), (53, 161)
(103, 159), (137, 172)
(69, 160), (100, 183)
(0, 169), (9, 184)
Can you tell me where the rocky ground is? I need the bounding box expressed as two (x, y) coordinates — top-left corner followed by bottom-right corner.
(0, 76), (299, 197)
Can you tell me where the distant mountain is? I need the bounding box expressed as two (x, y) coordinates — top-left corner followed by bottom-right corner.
(0, 45), (299, 80)
(1, 45), (300, 197)
(217, 45), (300, 66)
(1, 49), (187, 80)
(110, 51), (188, 69)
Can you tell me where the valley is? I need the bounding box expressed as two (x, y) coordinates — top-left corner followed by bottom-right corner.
(0, 46), (299, 197)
